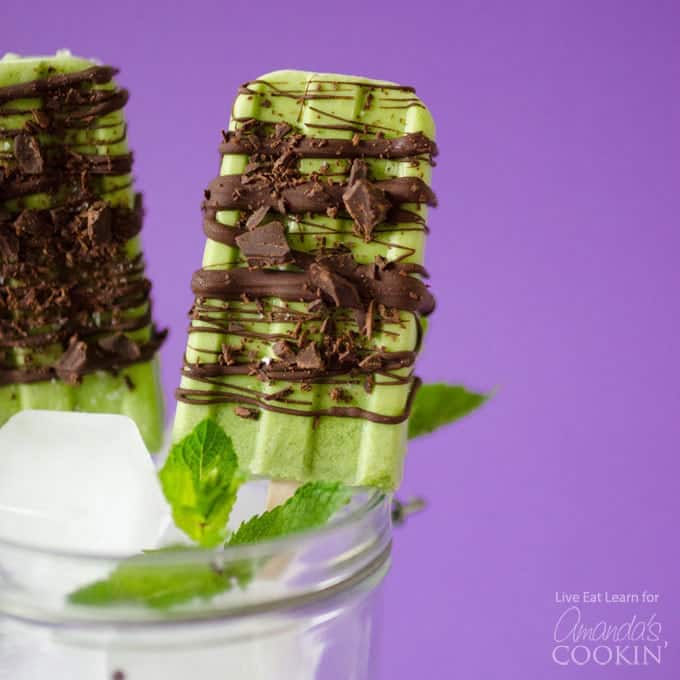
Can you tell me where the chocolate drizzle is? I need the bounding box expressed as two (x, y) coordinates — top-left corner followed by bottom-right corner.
(0, 65), (165, 388)
(177, 75), (437, 423)
(220, 127), (438, 162)
(204, 174), (436, 215)
(191, 254), (434, 314)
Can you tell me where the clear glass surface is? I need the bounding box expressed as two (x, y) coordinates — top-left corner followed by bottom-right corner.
(0, 485), (392, 680)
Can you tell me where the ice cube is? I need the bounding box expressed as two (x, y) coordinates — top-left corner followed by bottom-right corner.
(0, 410), (170, 554)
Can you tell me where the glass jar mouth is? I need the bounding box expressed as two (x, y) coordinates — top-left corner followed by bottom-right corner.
(0, 489), (393, 626)
(0, 489), (387, 563)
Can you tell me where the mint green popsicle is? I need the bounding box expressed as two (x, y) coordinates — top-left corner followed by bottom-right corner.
(0, 51), (164, 451)
(173, 70), (437, 488)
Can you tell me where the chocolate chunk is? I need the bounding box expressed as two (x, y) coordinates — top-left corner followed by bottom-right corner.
(272, 340), (296, 362)
(245, 204), (270, 230)
(221, 344), (237, 365)
(347, 158), (368, 184)
(235, 221), (292, 266)
(86, 201), (113, 244)
(364, 299), (375, 339)
(309, 263), (362, 308)
(274, 122), (293, 139)
(296, 342), (324, 370)
(98, 333), (141, 361)
(307, 298), (327, 315)
(0, 231), (19, 262)
(14, 210), (54, 238)
(342, 174), (391, 242)
(31, 110), (50, 129)
(243, 161), (261, 175)
(234, 406), (259, 419)
(55, 337), (89, 385)
(14, 133), (44, 174)
(329, 387), (352, 403)
(263, 386), (293, 401)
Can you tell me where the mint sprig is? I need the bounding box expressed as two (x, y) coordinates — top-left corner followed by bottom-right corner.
(408, 383), (488, 439)
(228, 481), (351, 546)
(159, 419), (244, 548)
(68, 547), (250, 610)
(68, 476), (352, 610)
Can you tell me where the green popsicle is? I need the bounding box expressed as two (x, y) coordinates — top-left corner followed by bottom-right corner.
(0, 51), (165, 451)
(173, 70), (437, 489)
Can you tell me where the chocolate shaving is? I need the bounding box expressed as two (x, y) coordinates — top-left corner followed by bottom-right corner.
(15, 210), (53, 238)
(274, 122), (292, 139)
(347, 158), (368, 184)
(86, 201), (113, 245)
(245, 205), (269, 230)
(0, 231), (19, 262)
(54, 337), (89, 384)
(272, 340), (296, 363)
(234, 406), (259, 419)
(13, 133), (44, 174)
(329, 387), (352, 403)
(97, 333), (141, 361)
(364, 299), (375, 339)
(342, 160), (391, 241)
(221, 344), (237, 365)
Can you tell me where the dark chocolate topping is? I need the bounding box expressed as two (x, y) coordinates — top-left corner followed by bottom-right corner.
(177, 78), (437, 423)
(234, 221), (292, 266)
(204, 174), (436, 215)
(220, 127), (438, 161)
(14, 133), (44, 174)
(342, 160), (392, 241)
(0, 65), (117, 104)
(191, 252), (434, 315)
(0, 65), (165, 387)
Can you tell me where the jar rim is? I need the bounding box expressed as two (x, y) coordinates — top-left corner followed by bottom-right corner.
(0, 488), (393, 625)
(0, 488), (387, 563)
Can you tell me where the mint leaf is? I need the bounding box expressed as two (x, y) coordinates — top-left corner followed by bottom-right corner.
(69, 482), (352, 610)
(228, 481), (351, 546)
(159, 419), (244, 547)
(68, 548), (251, 610)
(408, 383), (488, 439)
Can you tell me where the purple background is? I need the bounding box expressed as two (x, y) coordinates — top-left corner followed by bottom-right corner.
(3, 1), (679, 677)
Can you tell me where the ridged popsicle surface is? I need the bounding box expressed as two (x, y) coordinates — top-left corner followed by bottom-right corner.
(173, 70), (436, 488)
(0, 52), (165, 451)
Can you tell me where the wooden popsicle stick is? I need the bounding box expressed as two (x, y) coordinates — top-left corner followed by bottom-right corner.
(261, 480), (300, 579)
(266, 479), (300, 511)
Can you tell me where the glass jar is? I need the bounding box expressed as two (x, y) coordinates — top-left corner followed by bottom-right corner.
(0, 489), (392, 680)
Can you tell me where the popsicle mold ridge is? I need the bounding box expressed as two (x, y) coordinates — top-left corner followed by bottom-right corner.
(0, 52), (165, 450)
(173, 71), (437, 489)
